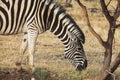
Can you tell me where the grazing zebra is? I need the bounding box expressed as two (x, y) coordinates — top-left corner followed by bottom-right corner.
(0, 0), (87, 72)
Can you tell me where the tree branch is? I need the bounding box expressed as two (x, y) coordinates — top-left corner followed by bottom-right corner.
(110, 53), (120, 73)
(118, 0), (120, 8)
(116, 24), (120, 28)
(75, 0), (106, 48)
(113, 4), (120, 20)
(75, 0), (120, 80)
(106, 0), (112, 7)
(100, 0), (113, 23)
(106, 70), (116, 80)
(97, 52), (120, 80)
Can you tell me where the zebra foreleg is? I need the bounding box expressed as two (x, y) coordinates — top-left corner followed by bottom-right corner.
(16, 33), (28, 71)
(28, 27), (38, 73)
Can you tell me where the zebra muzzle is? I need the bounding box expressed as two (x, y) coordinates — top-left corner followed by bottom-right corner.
(76, 59), (87, 71)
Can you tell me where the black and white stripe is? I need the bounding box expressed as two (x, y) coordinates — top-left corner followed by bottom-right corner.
(0, 0), (87, 71)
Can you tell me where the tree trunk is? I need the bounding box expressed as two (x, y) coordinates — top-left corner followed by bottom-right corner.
(75, 0), (120, 80)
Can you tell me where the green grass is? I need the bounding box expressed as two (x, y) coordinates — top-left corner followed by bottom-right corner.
(35, 68), (51, 80)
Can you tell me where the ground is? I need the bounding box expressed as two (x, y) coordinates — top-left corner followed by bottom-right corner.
(0, 68), (31, 80)
(0, 0), (120, 80)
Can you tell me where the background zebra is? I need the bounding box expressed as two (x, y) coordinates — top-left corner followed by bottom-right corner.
(0, 0), (87, 72)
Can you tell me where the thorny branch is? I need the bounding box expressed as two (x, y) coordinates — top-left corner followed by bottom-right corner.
(75, 0), (106, 48)
(100, 0), (114, 23)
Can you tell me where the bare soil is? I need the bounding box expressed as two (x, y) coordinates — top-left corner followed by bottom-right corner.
(0, 67), (60, 80)
(0, 68), (31, 80)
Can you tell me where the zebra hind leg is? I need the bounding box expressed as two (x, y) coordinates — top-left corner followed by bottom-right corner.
(16, 33), (28, 72)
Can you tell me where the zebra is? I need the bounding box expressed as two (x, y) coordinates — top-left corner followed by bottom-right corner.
(0, 0), (87, 72)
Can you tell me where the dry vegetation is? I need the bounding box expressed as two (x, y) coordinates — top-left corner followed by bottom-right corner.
(0, 0), (120, 80)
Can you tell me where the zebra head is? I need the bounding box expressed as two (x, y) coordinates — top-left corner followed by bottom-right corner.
(64, 29), (87, 71)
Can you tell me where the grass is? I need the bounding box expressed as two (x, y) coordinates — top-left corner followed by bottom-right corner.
(35, 68), (51, 80)
(0, 0), (120, 80)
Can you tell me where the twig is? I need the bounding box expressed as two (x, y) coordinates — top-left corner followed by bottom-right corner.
(118, 0), (120, 8)
(107, 0), (112, 7)
(75, 0), (106, 48)
(106, 70), (116, 80)
(100, 0), (113, 23)
(115, 24), (120, 28)
(110, 53), (120, 73)
(113, 6), (120, 20)
(113, 0), (120, 19)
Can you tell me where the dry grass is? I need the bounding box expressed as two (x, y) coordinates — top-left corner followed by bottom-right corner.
(0, 0), (120, 80)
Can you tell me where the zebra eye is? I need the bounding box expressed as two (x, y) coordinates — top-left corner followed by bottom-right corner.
(71, 38), (77, 42)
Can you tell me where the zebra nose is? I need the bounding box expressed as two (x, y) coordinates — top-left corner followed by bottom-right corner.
(76, 59), (87, 71)
(83, 59), (88, 68)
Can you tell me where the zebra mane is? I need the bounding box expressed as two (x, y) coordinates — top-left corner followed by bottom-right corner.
(53, 1), (85, 44)
(52, 1), (66, 13)
(44, 0), (85, 44)
(43, 0), (65, 12)
(66, 15), (85, 44)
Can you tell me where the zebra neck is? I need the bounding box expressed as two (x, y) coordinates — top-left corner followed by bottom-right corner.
(49, 14), (85, 48)
(49, 15), (74, 47)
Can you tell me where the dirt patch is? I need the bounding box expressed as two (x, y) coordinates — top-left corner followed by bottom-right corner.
(0, 68), (59, 80)
(0, 68), (31, 80)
